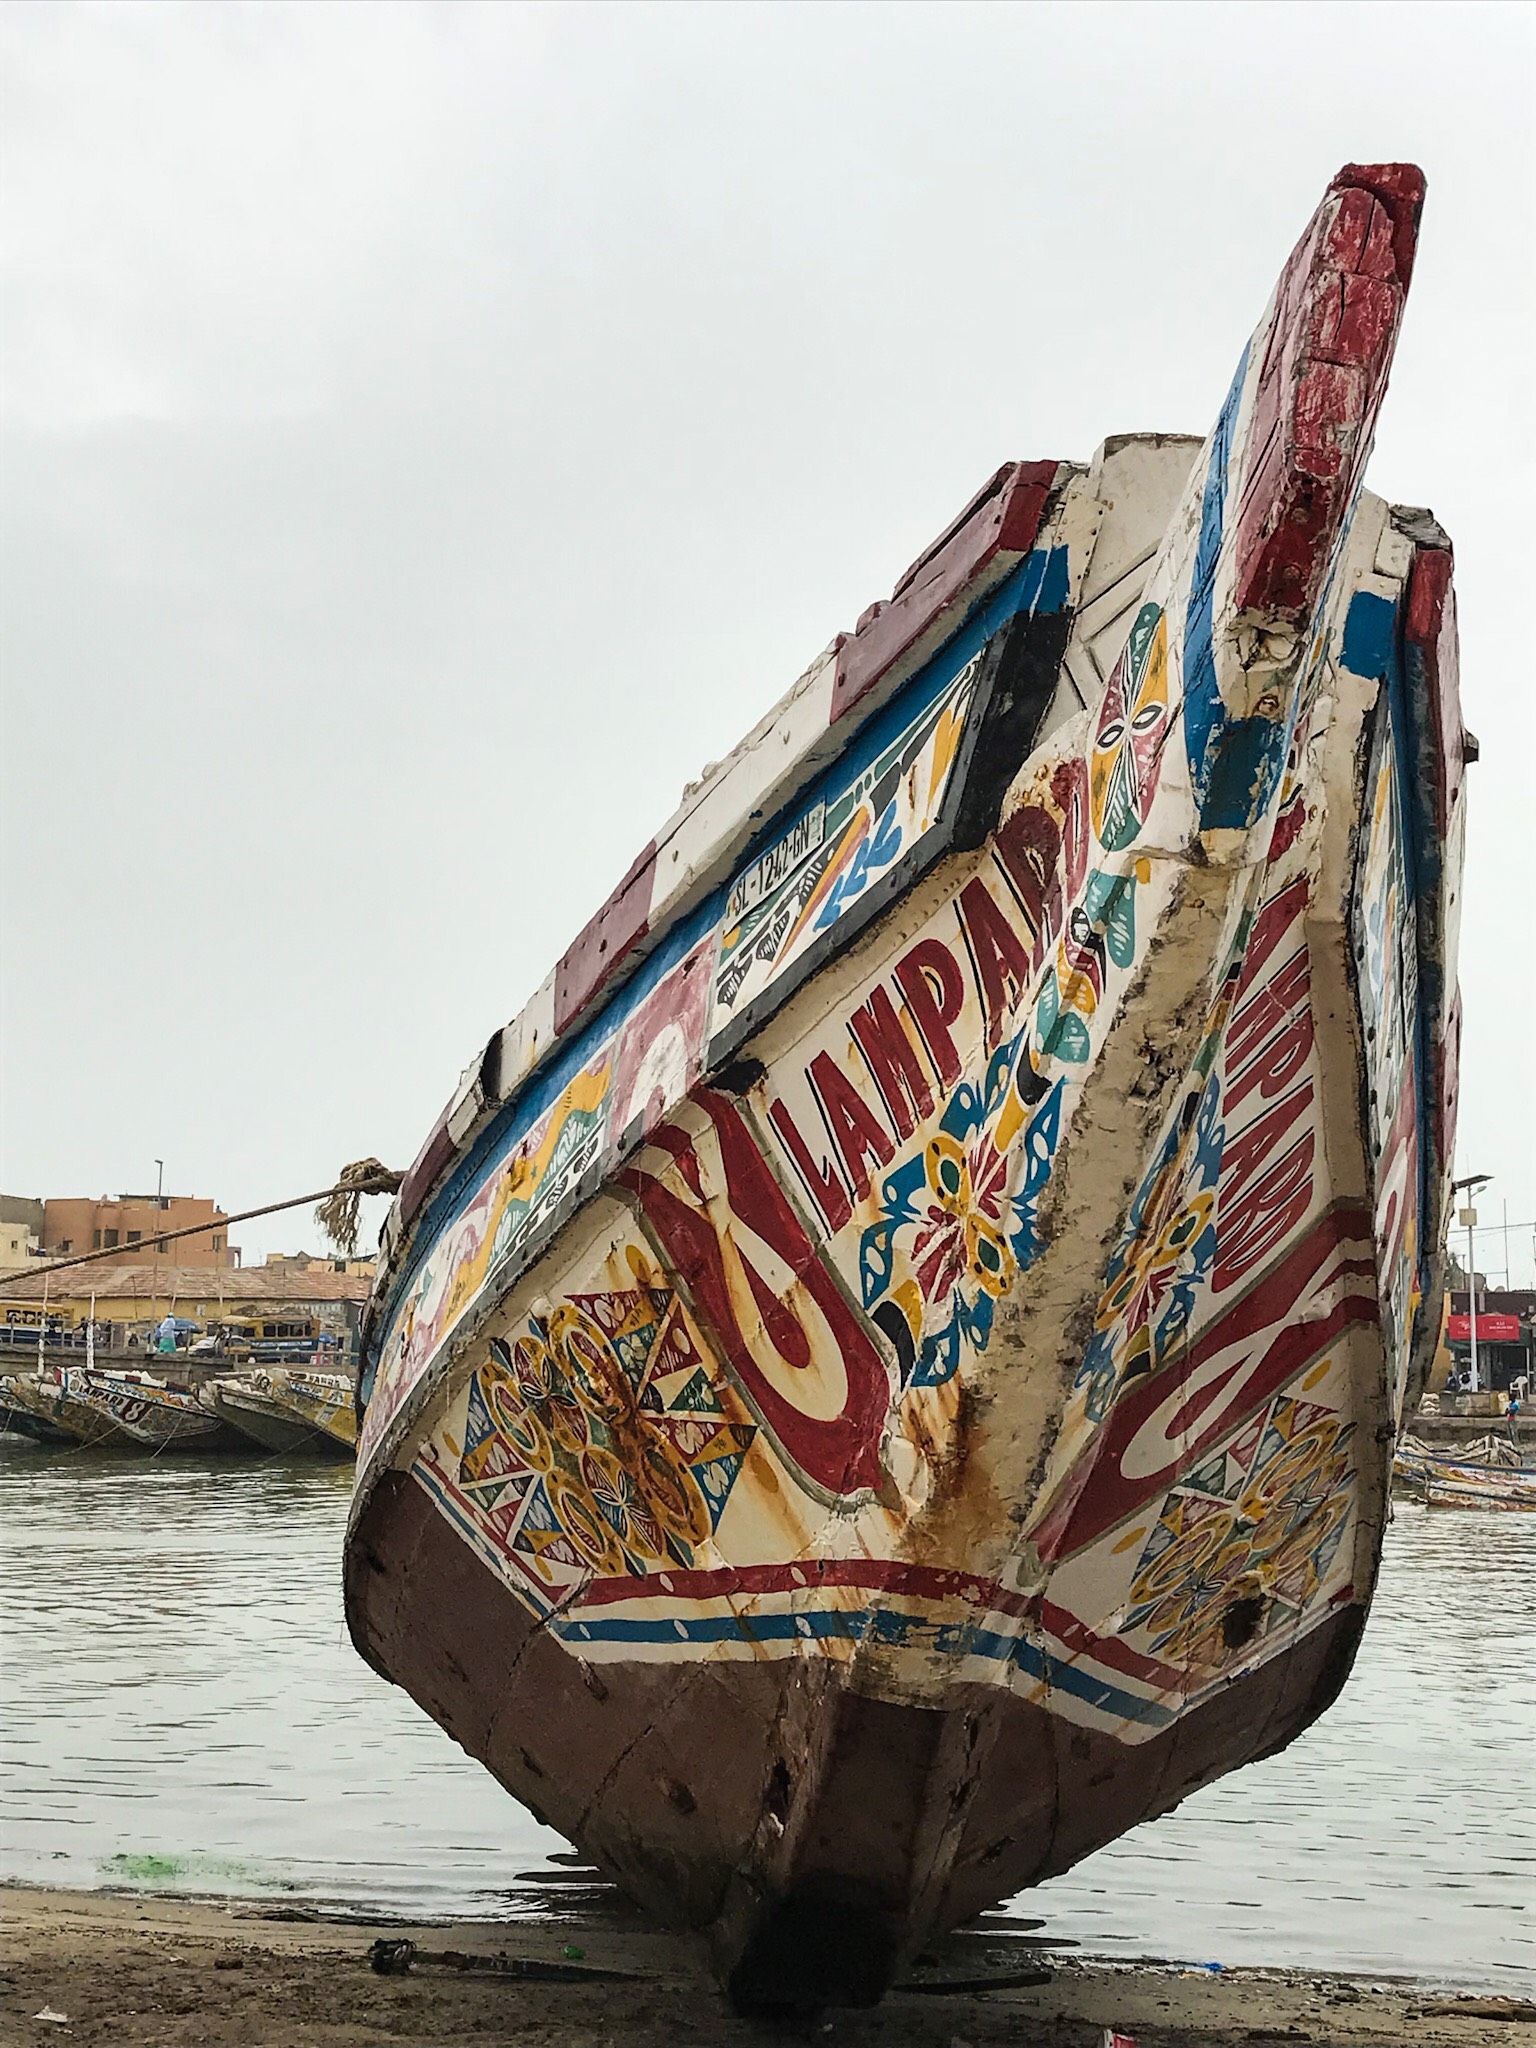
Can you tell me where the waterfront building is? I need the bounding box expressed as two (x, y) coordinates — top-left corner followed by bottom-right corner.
(0, 1261), (372, 1360)
(0, 1196), (44, 1271)
(41, 1194), (235, 1266)
(262, 1250), (377, 1281)
(1445, 1287), (1534, 1396)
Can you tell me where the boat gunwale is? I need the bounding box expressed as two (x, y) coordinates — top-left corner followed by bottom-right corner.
(357, 541), (1081, 1412)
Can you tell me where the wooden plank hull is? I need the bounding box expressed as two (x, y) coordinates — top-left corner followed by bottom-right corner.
(0, 1384), (76, 1445)
(345, 164), (1465, 2008)
(206, 1376), (356, 1458)
(7, 1373), (135, 1448)
(1394, 1438), (1536, 1509)
(68, 1371), (250, 1453)
(351, 1465), (1363, 2004)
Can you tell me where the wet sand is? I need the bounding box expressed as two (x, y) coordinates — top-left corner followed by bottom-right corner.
(3, 1887), (1531, 2047)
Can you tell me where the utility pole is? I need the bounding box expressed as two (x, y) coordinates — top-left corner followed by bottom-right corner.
(1453, 1173), (1492, 1396)
(1468, 1209), (1479, 1395)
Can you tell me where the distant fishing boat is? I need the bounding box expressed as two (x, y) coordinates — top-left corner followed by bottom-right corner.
(0, 1376), (75, 1446)
(65, 1369), (250, 1453)
(204, 1370), (356, 1458)
(9, 1368), (134, 1448)
(1394, 1434), (1535, 1510)
(346, 164), (1466, 2009)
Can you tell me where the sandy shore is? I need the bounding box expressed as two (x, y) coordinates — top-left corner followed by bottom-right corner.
(2, 1885), (1530, 2047)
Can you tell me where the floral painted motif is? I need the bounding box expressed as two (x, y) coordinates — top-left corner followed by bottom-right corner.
(429, 1283), (758, 1609)
(1124, 1391), (1355, 1672)
(858, 1029), (1064, 1388)
(1072, 944), (1240, 1422)
(910, 1128), (1016, 1309)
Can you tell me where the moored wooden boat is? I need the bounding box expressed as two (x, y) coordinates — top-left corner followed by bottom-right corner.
(13, 1368), (137, 1448)
(68, 1369), (252, 1453)
(1394, 1434), (1535, 1509)
(345, 164), (1466, 2009)
(1423, 1470), (1536, 1510)
(203, 1370), (357, 1458)
(0, 1376), (76, 1445)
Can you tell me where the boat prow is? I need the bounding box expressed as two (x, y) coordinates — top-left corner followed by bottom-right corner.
(345, 163), (1467, 2008)
(0, 1376), (77, 1446)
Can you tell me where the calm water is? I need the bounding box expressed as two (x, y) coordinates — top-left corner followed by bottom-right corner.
(1, 1439), (1530, 1990)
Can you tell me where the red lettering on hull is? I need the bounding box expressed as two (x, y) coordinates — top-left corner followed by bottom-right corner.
(809, 1051), (896, 1207)
(893, 938), (967, 1090)
(850, 986), (934, 1142)
(957, 876), (1034, 1048)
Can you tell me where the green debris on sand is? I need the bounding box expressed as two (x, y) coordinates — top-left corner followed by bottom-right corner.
(100, 1852), (270, 1888)
(103, 1854), (187, 1883)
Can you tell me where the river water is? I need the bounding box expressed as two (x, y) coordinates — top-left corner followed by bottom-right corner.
(1, 1439), (1530, 1990)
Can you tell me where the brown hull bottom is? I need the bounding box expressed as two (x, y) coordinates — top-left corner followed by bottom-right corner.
(112, 1416), (253, 1453)
(347, 1473), (1366, 2011)
(207, 1390), (354, 1459)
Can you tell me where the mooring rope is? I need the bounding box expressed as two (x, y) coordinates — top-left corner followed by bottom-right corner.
(25, 1159), (403, 1278)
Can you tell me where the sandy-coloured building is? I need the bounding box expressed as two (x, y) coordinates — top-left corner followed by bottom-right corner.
(0, 1261), (372, 1351)
(41, 1194), (235, 1267)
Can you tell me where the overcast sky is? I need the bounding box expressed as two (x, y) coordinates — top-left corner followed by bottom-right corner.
(2, 1), (1531, 1281)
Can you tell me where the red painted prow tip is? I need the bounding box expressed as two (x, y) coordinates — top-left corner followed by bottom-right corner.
(1329, 162), (1426, 285)
(1231, 161), (1427, 625)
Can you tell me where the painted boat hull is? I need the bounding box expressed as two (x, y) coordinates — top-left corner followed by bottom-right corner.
(353, 1464), (1364, 2003)
(0, 1386), (75, 1445)
(1394, 1438), (1536, 1509)
(11, 1374), (135, 1448)
(205, 1378), (356, 1458)
(346, 164), (1465, 2008)
(70, 1371), (251, 1453)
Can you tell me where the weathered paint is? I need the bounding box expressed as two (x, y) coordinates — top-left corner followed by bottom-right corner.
(346, 164), (1464, 2008)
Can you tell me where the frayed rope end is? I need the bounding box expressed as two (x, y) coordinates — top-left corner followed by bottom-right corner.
(315, 1158), (405, 1257)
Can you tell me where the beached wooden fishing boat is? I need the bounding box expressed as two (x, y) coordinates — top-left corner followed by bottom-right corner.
(204, 1370), (356, 1458)
(346, 164), (1467, 2008)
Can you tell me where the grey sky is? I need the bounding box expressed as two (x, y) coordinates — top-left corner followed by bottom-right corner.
(2, 1), (1531, 1280)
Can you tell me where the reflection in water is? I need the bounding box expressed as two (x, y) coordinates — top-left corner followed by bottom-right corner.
(1, 1443), (1530, 1987)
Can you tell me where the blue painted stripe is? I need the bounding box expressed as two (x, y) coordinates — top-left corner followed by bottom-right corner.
(1340, 588), (1396, 683)
(1342, 585), (1432, 1312)
(553, 1601), (1173, 1728)
(1181, 348), (1247, 824)
(1381, 597), (1434, 1306)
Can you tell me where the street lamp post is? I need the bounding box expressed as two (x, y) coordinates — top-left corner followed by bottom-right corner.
(1453, 1173), (1492, 1395)
(155, 1159), (165, 1207)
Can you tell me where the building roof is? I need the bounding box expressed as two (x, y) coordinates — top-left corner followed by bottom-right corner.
(0, 1263), (372, 1306)
(1451, 1288), (1535, 1320)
